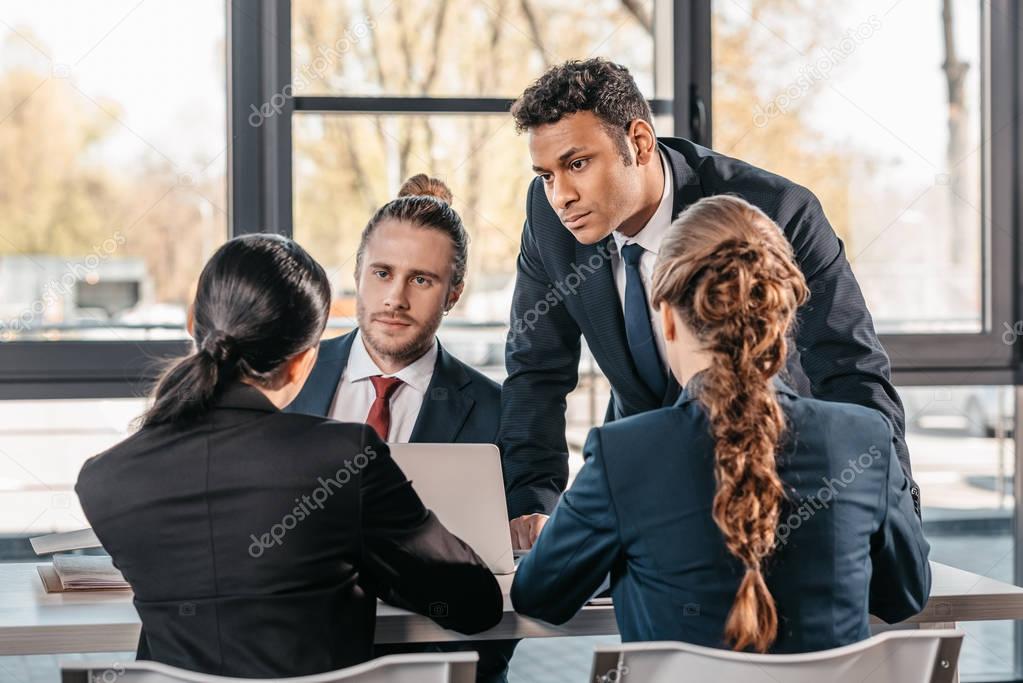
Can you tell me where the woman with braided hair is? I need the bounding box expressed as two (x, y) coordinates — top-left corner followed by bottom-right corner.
(512, 194), (930, 653)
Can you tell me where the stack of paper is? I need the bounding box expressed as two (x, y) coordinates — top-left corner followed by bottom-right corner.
(30, 528), (101, 555)
(51, 554), (129, 591)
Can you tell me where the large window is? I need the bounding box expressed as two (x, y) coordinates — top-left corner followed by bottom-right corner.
(902, 383), (1016, 678)
(0, 397), (141, 559)
(288, 0), (668, 367)
(711, 2), (1020, 678)
(289, 0), (663, 344)
(0, 0), (226, 343)
(712, 1), (984, 335)
(292, 112), (529, 328)
(291, 0), (657, 99)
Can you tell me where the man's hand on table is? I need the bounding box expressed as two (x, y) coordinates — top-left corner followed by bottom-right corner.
(510, 513), (549, 550)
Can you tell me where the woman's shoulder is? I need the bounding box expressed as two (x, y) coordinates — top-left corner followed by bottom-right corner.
(784, 392), (894, 440)
(266, 411), (380, 457)
(594, 400), (710, 455)
(271, 409), (373, 435)
(81, 412), (377, 477)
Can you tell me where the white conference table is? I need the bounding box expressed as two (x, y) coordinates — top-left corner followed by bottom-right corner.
(0, 561), (1021, 657)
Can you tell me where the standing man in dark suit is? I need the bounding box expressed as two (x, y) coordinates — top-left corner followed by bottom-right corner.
(512, 195), (930, 650)
(502, 58), (917, 548)
(287, 174), (515, 683)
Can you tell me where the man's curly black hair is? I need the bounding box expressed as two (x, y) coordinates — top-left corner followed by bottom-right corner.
(511, 58), (654, 165)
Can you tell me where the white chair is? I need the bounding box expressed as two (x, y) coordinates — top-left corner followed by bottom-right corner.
(590, 629), (964, 683)
(60, 652), (477, 683)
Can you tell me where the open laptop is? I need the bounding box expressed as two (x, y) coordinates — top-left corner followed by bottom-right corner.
(388, 443), (516, 575)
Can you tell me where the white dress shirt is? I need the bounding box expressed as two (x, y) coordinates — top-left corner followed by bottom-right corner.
(610, 149), (674, 373)
(327, 330), (439, 443)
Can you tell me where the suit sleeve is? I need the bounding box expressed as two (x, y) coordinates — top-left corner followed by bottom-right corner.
(499, 180), (581, 518)
(781, 187), (918, 514)
(869, 429), (932, 623)
(511, 428), (620, 624)
(356, 427), (503, 635)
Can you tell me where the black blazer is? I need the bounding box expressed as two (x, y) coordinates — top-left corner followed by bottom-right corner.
(500, 137), (914, 518)
(287, 330), (502, 445)
(75, 383), (503, 679)
(512, 379), (930, 652)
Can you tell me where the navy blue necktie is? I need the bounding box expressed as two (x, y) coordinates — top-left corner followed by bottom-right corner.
(621, 243), (667, 399)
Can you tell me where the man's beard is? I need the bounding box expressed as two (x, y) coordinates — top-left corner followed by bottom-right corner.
(357, 302), (443, 367)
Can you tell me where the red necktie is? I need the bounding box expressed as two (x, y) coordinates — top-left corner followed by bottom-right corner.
(366, 376), (404, 441)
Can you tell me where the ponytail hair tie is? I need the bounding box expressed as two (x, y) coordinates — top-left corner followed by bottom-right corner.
(200, 330), (239, 365)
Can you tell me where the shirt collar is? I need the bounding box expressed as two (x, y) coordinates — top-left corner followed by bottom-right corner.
(612, 149), (674, 256)
(347, 329), (438, 394)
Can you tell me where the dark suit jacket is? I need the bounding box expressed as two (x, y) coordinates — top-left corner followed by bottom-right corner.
(75, 383), (503, 679)
(286, 330), (515, 683)
(500, 137), (914, 518)
(287, 330), (501, 445)
(511, 380), (931, 652)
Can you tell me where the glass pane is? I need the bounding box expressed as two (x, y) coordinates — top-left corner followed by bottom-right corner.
(293, 113), (528, 332)
(294, 111), (670, 330)
(902, 384), (1015, 679)
(0, 397), (144, 560)
(291, 0), (656, 98)
(0, 0), (227, 342)
(294, 110), (608, 479)
(711, 1), (983, 334)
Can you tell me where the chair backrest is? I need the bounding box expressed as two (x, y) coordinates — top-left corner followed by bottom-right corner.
(590, 630), (964, 683)
(60, 652), (477, 683)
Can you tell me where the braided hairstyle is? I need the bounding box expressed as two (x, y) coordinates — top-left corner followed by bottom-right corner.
(650, 194), (809, 652)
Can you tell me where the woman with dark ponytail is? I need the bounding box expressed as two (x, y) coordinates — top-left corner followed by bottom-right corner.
(513, 195), (931, 653)
(75, 235), (501, 678)
(139, 233), (332, 427)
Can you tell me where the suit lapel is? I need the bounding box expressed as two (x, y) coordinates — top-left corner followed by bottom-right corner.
(576, 143), (703, 414)
(574, 235), (660, 411)
(301, 331), (355, 415)
(409, 342), (474, 443)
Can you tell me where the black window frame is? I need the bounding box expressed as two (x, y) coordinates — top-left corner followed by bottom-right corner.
(1, 0), (1015, 399)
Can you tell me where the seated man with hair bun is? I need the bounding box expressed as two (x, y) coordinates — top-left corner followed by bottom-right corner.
(287, 174), (517, 683)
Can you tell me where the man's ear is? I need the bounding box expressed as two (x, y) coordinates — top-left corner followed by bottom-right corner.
(445, 281), (465, 312)
(659, 301), (676, 341)
(628, 119), (657, 166)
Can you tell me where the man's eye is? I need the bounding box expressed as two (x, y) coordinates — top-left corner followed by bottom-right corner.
(571, 158), (588, 171)
(539, 173), (552, 183)
(413, 276), (430, 286)
(374, 270), (389, 279)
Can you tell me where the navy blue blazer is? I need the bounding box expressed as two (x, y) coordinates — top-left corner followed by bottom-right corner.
(500, 137), (913, 518)
(287, 330), (501, 445)
(511, 380), (930, 653)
